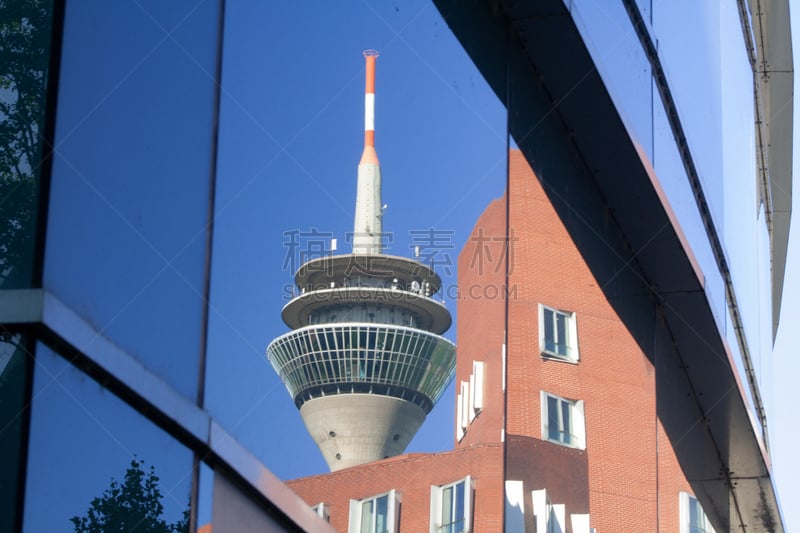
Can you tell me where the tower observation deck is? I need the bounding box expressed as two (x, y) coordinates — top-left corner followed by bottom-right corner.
(267, 51), (456, 472)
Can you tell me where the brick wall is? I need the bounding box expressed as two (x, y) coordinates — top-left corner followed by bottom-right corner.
(288, 444), (504, 532)
(454, 195), (507, 449)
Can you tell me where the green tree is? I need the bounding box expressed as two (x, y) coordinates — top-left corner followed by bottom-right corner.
(70, 459), (189, 533)
(0, 0), (53, 288)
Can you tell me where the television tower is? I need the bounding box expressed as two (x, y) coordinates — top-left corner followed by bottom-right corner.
(267, 51), (456, 471)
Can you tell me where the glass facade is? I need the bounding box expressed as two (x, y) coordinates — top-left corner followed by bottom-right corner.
(567, 0), (776, 444)
(0, 0), (789, 530)
(1, 1), (340, 531)
(42, 0), (221, 401)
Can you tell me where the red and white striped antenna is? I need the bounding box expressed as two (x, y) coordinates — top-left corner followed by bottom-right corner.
(360, 50), (379, 164)
(353, 50), (382, 254)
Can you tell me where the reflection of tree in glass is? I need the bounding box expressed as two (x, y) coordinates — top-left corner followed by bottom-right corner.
(0, 0), (52, 288)
(70, 459), (189, 533)
(0, 334), (28, 531)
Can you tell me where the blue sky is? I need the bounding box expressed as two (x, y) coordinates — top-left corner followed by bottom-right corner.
(199, 0), (799, 529)
(205, 0), (506, 480)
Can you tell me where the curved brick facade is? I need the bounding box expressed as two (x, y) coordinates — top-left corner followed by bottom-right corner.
(288, 151), (696, 532)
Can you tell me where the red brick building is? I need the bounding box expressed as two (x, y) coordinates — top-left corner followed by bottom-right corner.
(288, 151), (711, 532)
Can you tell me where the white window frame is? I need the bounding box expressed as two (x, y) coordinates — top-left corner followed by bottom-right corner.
(456, 361), (485, 441)
(538, 304), (579, 362)
(348, 489), (400, 533)
(531, 489), (566, 533)
(430, 476), (472, 533)
(312, 502), (330, 523)
(540, 391), (586, 449)
(679, 492), (715, 533)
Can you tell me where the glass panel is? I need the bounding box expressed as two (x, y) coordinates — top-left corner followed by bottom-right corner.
(0, 334), (30, 531)
(206, 1), (507, 480)
(568, 0), (654, 161)
(441, 485), (453, 527)
(653, 82), (727, 336)
(361, 498), (374, 532)
(543, 309), (555, 353)
(653, 0), (724, 229)
(547, 396), (560, 442)
(561, 401), (572, 445)
(22, 343), (192, 532)
(718, 0), (766, 431)
(43, 0), (221, 400)
(0, 0), (55, 288)
(555, 313), (567, 356)
(375, 494), (388, 533)
(197, 462), (214, 533)
(454, 481), (465, 531)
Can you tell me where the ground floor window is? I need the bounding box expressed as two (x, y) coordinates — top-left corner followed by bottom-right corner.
(349, 489), (399, 533)
(680, 492), (715, 533)
(430, 476), (472, 533)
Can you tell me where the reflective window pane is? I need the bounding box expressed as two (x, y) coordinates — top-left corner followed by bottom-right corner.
(0, 0), (55, 288)
(569, 0), (654, 160)
(0, 334), (31, 532)
(22, 343), (192, 532)
(653, 0), (724, 228)
(43, 0), (222, 399)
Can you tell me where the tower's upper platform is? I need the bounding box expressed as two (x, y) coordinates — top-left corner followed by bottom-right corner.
(292, 253), (442, 292)
(283, 254), (452, 333)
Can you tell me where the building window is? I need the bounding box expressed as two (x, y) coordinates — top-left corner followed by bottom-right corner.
(680, 492), (715, 533)
(540, 391), (586, 449)
(349, 490), (400, 533)
(430, 476), (472, 533)
(456, 361), (484, 442)
(538, 305), (579, 362)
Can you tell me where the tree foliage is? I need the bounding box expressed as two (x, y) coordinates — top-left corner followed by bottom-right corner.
(0, 0), (52, 288)
(70, 459), (189, 533)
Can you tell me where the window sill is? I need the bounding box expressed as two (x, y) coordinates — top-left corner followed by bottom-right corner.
(543, 437), (586, 451)
(540, 350), (579, 364)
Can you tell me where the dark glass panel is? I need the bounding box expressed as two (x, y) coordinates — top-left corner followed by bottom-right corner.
(375, 494), (388, 533)
(547, 395), (560, 442)
(555, 313), (567, 356)
(22, 343), (192, 532)
(0, 0), (55, 288)
(42, 0), (221, 399)
(543, 309), (554, 353)
(0, 333), (31, 532)
(561, 401), (572, 445)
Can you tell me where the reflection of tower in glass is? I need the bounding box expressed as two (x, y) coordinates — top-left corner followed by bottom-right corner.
(267, 51), (456, 472)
